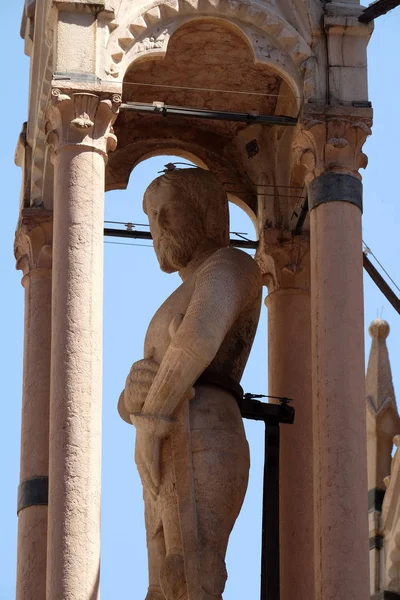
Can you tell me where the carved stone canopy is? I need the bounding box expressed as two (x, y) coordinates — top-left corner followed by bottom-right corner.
(107, 18), (300, 225)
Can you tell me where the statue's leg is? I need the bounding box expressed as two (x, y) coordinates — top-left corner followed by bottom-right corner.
(144, 492), (167, 600)
(191, 388), (250, 599)
(194, 443), (249, 599)
(159, 498), (187, 600)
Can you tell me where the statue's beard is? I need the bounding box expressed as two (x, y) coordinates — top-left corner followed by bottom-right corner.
(154, 231), (198, 273)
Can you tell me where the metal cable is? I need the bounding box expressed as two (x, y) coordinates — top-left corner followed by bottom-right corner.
(122, 80), (303, 100)
(105, 240), (153, 248)
(363, 240), (400, 294)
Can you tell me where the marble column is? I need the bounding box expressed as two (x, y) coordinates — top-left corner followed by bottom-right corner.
(309, 173), (369, 599)
(45, 89), (120, 599)
(260, 233), (314, 600)
(294, 110), (372, 600)
(14, 209), (53, 600)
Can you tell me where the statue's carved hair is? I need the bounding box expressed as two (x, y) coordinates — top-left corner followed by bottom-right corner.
(143, 168), (230, 248)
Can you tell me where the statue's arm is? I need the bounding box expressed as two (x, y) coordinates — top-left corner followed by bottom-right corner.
(140, 252), (261, 428)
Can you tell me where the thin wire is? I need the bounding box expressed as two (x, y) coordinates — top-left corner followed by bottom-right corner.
(105, 240), (255, 257)
(123, 80), (303, 100)
(105, 220), (150, 227)
(105, 241), (153, 248)
(105, 221), (249, 236)
(222, 182), (304, 189)
(225, 191), (305, 199)
(233, 232), (252, 242)
(363, 240), (400, 294)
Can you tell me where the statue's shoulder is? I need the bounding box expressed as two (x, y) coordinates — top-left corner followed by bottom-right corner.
(204, 247), (262, 283)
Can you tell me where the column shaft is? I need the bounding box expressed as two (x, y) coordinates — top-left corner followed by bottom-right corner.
(266, 287), (314, 600)
(47, 147), (105, 599)
(17, 268), (52, 600)
(310, 200), (369, 599)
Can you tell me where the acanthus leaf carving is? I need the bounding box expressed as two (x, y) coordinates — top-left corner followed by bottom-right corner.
(255, 228), (310, 292)
(293, 106), (372, 183)
(45, 90), (121, 157)
(14, 209), (53, 277)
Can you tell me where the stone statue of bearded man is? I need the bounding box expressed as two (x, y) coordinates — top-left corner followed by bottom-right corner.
(119, 167), (262, 600)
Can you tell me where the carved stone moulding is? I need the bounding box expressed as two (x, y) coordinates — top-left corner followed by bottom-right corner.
(293, 105), (373, 184)
(14, 208), (53, 277)
(102, 0), (313, 102)
(45, 89), (121, 156)
(255, 228), (310, 291)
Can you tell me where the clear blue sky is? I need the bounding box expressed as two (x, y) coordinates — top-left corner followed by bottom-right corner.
(1, 4), (400, 599)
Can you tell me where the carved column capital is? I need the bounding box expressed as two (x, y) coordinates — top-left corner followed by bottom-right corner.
(45, 89), (121, 157)
(14, 209), (53, 278)
(294, 106), (372, 184)
(256, 228), (310, 293)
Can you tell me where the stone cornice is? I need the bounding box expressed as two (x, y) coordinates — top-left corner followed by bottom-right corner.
(14, 209), (53, 277)
(45, 90), (121, 156)
(53, 0), (113, 15)
(294, 104), (373, 183)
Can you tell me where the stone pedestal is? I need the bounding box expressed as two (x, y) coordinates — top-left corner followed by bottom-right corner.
(14, 210), (53, 600)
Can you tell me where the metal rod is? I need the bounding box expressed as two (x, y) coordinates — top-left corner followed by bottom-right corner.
(293, 196), (309, 236)
(120, 102), (298, 127)
(105, 229), (400, 315)
(363, 253), (400, 314)
(104, 227), (258, 249)
(261, 421), (280, 600)
(359, 0), (400, 22)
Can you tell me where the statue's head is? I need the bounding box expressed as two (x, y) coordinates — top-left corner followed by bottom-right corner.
(143, 168), (229, 273)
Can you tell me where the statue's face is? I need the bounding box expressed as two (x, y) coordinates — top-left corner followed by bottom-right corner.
(145, 184), (204, 273)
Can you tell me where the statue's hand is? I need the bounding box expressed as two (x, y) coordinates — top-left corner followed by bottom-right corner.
(132, 385), (195, 495)
(124, 357), (160, 414)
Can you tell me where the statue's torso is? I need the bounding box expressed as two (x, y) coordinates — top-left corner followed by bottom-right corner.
(144, 248), (262, 384)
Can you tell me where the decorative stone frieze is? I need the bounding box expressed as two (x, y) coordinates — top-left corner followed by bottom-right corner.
(14, 209), (53, 277)
(256, 228), (309, 293)
(294, 105), (372, 184)
(45, 90), (121, 156)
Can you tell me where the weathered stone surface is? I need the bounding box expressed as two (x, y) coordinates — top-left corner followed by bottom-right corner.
(119, 168), (262, 599)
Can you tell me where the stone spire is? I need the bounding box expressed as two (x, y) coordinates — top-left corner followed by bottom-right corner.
(366, 320), (399, 596)
(367, 319), (399, 494)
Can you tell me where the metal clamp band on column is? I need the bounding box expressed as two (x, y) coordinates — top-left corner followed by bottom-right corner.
(308, 172), (363, 212)
(17, 476), (48, 514)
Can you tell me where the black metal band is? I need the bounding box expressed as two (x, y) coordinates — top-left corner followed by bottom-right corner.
(369, 534), (384, 550)
(308, 172), (363, 212)
(17, 476), (49, 514)
(372, 593), (400, 600)
(369, 488), (386, 512)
